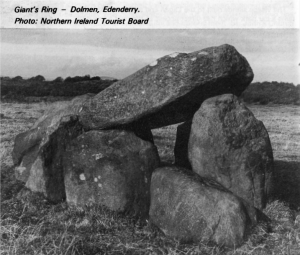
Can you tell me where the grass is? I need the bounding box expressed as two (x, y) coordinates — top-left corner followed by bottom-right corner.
(249, 105), (300, 162)
(1, 102), (300, 254)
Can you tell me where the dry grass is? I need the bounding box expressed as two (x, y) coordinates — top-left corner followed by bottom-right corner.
(1, 102), (300, 254)
(249, 105), (300, 162)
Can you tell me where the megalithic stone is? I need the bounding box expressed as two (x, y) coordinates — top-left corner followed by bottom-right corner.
(188, 94), (274, 209)
(62, 130), (160, 217)
(12, 94), (94, 202)
(79, 44), (254, 130)
(149, 166), (258, 247)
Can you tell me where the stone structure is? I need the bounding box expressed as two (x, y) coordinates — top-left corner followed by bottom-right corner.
(11, 44), (271, 247)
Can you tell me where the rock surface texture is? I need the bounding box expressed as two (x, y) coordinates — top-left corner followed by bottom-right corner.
(13, 94), (93, 202)
(79, 44), (253, 130)
(188, 94), (274, 209)
(63, 130), (160, 217)
(149, 166), (257, 247)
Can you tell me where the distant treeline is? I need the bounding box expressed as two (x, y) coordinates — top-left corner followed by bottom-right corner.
(1, 76), (300, 105)
(1, 75), (118, 100)
(240, 81), (300, 105)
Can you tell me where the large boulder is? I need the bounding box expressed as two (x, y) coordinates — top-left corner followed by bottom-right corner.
(149, 166), (257, 247)
(13, 94), (93, 202)
(188, 94), (274, 209)
(79, 44), (253, 130)
(63, 130), (160, 217)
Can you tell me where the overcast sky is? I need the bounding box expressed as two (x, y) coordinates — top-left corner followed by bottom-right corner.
(1, 29), (299, 84)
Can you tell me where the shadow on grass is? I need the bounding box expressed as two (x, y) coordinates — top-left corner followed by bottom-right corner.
(0, 165), (24, 201)
(272, 160), (300, 210)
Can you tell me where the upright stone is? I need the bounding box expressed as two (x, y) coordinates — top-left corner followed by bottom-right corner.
(79, 44), (253, 130)
(63, 130), (160, 217)
(13, 94), (93, 202)
(149, 166), (257, 247)
(188, 94), (274, 209)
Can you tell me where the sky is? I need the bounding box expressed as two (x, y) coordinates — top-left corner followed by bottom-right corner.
(1, 29), (299, 84)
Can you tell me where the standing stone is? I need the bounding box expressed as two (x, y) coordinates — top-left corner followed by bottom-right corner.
(188, 94), (274, 209)
(149, 166), (257, 247)
(63, 130), (160, 217)
(79, 44), (253, 130)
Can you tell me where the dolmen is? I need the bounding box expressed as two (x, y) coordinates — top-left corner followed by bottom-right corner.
(13, 44), (274, 247)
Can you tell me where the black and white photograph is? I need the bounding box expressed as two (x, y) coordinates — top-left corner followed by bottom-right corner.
(0, 0), (299, 254)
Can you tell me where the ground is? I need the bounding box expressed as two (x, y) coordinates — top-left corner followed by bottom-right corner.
(0, 101), (300, 254)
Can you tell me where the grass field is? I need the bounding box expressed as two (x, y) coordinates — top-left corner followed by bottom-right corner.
(1, 102), (300, 254)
